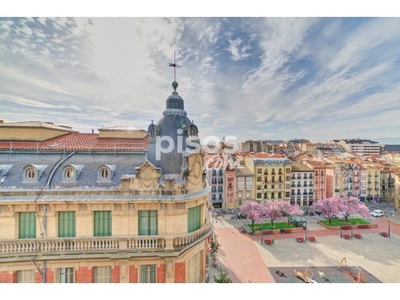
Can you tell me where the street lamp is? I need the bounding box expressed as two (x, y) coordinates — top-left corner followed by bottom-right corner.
(386, 209), (394, 237)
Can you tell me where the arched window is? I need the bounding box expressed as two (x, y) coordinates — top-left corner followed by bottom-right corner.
(26, 168), (35, 180)
(65, 167), (74, 180)
(100, 167), (109, 179)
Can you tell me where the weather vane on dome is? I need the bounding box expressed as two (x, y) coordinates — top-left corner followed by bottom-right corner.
(168, 50), (181, 82)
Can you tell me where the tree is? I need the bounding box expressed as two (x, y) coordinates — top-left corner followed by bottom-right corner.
(213, 267), (232, 283)
(240, 200), (262, 231)
(311, 197), (340, 224)
(261, 200), (284, 227)
(280, 202), (304, 224)
(209, 232), (220, 267)
(337, 196), (370, 222)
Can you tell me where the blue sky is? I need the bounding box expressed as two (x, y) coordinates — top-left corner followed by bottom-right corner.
(1, 17), (400, 143)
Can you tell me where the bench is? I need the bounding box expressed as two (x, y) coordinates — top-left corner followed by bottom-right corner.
(343, 234), (351, 239)
(341, 225), (352, 230)
(354, 233), (362, 239)
(296, 237), (305, 243)
(358, 224), (370, 229)
(308, 236), (316, 242)
(283, 229), (292, 234)
(264, 239), (274, 245)
(379, 232), (389, 237)
(262, 230), (273, 235)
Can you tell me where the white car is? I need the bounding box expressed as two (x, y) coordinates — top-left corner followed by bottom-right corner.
(370, 209), (384, 217)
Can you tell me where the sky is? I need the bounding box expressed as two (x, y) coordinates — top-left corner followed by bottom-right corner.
(1, 14), (400, 144)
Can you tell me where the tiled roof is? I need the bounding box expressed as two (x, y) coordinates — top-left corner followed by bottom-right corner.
(0, 132), (149, 152)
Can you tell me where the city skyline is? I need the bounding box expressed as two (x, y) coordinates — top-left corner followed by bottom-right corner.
(1, 17), (400, 143)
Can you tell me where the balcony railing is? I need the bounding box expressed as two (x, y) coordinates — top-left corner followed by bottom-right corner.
(0, 223), (212, 257)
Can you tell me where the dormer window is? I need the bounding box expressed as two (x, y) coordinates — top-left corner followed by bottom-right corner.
(0, 164), (13, 184)
(23, 164), (47, 183)
(65, 168), (75, 180)
(100, 167), (109, 179)
(62, 165), (83, 182)
(97, 165), (115, 182)
(26, 168), (36, 180)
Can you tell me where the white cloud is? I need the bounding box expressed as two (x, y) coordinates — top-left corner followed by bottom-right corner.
(227, 38), (251, 61)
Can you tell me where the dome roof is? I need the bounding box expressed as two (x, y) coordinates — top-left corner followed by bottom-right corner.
(166, 94), (184, 110)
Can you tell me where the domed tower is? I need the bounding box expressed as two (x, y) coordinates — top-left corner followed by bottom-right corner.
(147, 81), (200, 177)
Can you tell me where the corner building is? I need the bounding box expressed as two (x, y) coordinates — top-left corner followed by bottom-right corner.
(0, 81), (211, 283)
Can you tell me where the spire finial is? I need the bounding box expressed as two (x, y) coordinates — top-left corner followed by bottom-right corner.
(168, 50), (181, 94)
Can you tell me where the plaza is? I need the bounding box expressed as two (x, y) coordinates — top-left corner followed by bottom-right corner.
(209, 211), (400, 283)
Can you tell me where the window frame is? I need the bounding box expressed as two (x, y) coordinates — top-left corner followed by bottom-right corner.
(19, 212), (36, 239)
(93, 266), (112, 283)
(138, 210), (158, 236)
(140, 265), (156, 283)
(55, 267), (75, 283)
(25, 167), (36, 180)
(17, 270), (35, 283)
(58, 211), (76, 238)
(93, 211), (112, 237)
(187, 205), (201, 233)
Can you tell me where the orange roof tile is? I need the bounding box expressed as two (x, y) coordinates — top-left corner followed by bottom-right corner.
(0, 132), (149, 151)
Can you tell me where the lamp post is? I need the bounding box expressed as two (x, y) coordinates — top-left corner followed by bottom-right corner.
(387, 209), (394, 237)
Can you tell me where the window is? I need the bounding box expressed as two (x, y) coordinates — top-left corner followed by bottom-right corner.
(55, 268), (75, 283)
(17, 270), (34, 283)
(257, 193), (262, 198)
(19, 212), (36, 239)
(100, 167), (109, 179)
(64, 167), (74, 180)
(139, 210), (158, 235)
(94, 266), (112, 283)
(26, 168), (36, 180)
(140, 265), (156, 283)
(188, 206), (201, 233)
(94, 211), (112, 236)
(58, 212), (76, 237)
(186, 251), (202, 283)
(285, 192), (290, 198)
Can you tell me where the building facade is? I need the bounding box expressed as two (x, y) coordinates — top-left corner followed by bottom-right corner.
(338, 139), (385, 155)
(0, 81), (211, 283)
(245, 157), (292, 203)
(290, 162), (314, 206)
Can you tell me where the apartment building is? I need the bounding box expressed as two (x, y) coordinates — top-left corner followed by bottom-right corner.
(0, 82), (211, 283)
(290, 162), (314, 206)
(244, 156), (292, 203)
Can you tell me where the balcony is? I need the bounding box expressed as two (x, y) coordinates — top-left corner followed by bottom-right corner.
(0, 223), (212, 258)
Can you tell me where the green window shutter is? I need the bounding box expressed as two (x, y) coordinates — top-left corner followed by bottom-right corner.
(188, 206), (201, 233)
(58, 212), (76, 237)
(19, 212), (36, 239)
(139, 210), (157, 235)
(94, 211), (112, 236)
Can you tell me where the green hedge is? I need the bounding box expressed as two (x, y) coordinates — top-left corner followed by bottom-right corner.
(319, 218), (370, 226)
(249, 222), (296, 231)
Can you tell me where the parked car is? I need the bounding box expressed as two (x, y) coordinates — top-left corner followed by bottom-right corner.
(237, 213), (247, 219)
(370, 209), (384, 217)
(315, 211), (322, 216)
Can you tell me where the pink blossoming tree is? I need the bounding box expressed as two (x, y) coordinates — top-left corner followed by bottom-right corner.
(261, 200), (284, 227)
(240, 200), (262, 230)
(280, 201), (304, 224)
(338, 196), (370, 222)
(311, 197), (340, 224)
